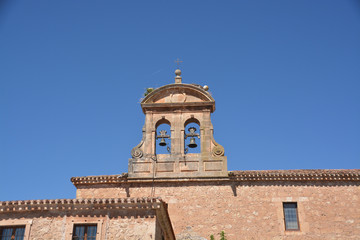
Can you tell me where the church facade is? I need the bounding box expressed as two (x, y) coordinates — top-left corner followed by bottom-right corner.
(1, 69), (359, 240)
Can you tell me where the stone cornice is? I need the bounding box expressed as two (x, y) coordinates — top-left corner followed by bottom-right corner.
(71, 174), (128, 185)
(141, 102), (215, 113)
(229, 169), (360, 181)
(0, 197), (163, 213)
(71, 169), (360, 186)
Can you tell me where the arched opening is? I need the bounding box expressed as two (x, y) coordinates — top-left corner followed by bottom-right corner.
(156, 119), (171, 155)
(184, 118), (200, 154)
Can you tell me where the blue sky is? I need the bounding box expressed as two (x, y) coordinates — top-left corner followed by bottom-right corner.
(0, 0), (359, 201)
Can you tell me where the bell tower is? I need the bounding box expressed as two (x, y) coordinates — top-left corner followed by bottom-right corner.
(128, 69), (227, 178)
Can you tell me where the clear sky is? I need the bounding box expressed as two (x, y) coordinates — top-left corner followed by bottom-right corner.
(1, 0), (359, 201)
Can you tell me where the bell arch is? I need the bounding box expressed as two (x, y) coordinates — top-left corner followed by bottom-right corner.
(184, 117), (200, 127)
(155, 118), (171, 155)
(184, 117), (201, 154)
(155, 118), (171, 129)
(129, 69), (227, 179)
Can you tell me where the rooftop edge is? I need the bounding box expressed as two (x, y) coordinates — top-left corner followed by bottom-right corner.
(70, 169), (360, 186)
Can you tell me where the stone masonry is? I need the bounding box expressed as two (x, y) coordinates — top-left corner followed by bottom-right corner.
(129, 69), (227, 179)
(72, 170), (360, 240)
(0, 198), (175, 240)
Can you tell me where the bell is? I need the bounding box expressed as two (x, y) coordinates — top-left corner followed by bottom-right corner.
(188, 137), (197, 148)
(159, 138), (167, 146)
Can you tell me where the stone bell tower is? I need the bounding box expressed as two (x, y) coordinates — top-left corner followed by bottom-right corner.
(128, 69), (227, 178)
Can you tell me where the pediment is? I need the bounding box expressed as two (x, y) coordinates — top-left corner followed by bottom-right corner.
(141, 84), (214, 104)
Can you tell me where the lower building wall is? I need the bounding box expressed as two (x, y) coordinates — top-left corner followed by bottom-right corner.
(76, 181), (360, 240)
(0, 210), (157, 240)
(106, 214), (157, 240)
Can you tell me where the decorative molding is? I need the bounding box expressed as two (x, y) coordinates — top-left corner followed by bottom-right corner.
(70, 169), (360, 186)
(210, 129), (225, 157)
(0, 197), (163, 213)
(131, 125), (145, 159)
(229, 169), (360, 182)
(142, 84), (214, 104)
(71, 174), (127, 185)
(131, 148), (143, 158)
(212, 145), (225, 157)
(141, 84), (215, 113)
(169, 92), (187, 103)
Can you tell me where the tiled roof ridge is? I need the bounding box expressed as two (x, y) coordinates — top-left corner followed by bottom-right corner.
(70, 169), (360, 185)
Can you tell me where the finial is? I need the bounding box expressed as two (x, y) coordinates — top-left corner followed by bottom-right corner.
(174, 58), (183, 84)
(175, 69), (182, 83)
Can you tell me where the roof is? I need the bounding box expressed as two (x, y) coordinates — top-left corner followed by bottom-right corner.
(71, 169), (360, 186)
(0, 197), (163, 212)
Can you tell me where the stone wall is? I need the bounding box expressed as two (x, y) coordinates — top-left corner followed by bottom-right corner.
(76, 181), (360, 240)
(104, 215), (157, 240)
(0, 207), (159, 240)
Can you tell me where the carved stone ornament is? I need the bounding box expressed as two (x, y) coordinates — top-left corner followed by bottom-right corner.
(131, 147), (143, 158)
(170, 92), (187, 103)
(212, 145), (225, 157)
(130, 125), (145, 159)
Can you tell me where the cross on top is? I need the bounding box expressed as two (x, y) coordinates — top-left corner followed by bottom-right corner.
(175, 58), (183, 68)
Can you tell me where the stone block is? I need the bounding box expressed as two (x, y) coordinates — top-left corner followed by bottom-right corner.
(180, 161), (199, 172)
(157, 162), (175, 173)
(204, 161), (223, 171)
